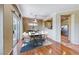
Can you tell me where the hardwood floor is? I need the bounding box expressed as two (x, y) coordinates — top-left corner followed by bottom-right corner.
(20, 39), (79, 55)
(20, 42), (62, 55)
(61, 35), (70, 43)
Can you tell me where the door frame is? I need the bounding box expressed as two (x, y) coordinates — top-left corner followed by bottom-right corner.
(60, 14), (71, 43)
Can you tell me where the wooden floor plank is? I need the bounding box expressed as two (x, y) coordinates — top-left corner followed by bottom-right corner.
(20, 37), (79, 55)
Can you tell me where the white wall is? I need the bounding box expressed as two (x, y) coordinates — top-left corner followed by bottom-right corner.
(71, 12), (79, 44)
(0, 5), (3, 54)
(43, 13), (61, 43)
(42, 10), (79, 44)
(55, 14), (61, 43)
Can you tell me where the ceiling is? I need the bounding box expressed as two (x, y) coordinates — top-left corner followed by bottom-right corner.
(18, 4), (79, 19)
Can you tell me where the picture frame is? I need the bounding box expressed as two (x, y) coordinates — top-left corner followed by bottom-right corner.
(44, 19), (52, 29)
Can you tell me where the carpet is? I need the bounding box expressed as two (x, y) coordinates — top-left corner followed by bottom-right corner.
(20, 39), (45, 53)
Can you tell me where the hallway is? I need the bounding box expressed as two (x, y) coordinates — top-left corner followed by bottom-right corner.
(0, 4), (79, 55)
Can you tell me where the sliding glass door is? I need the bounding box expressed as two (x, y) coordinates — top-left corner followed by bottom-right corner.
(13, 13), (18, 47)
(12, 12), (20, 55)
(0, 5), (3, 55)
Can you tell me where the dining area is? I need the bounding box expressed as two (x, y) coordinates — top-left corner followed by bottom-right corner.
(20, 30), (47, 53)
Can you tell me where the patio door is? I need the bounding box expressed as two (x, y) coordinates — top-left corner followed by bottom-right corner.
(0, 5), (3, 55)
(12, 12), (20, 55)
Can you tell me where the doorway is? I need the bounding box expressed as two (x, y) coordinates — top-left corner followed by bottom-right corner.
(61, 15), (71, 43)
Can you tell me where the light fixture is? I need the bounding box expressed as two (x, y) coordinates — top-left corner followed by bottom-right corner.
(28, 23), (38, 26)
(33, 18), (37, 23)
(33, 15), (37, 23)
